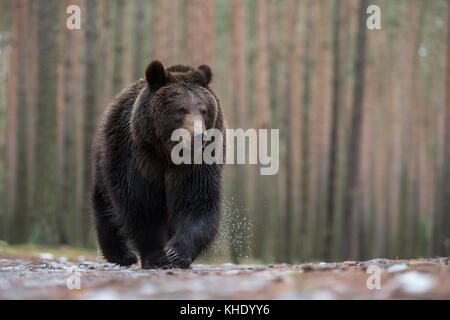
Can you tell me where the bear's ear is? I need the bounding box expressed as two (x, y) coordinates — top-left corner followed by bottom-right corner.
(145, 60), (167, 91)
(197, 65), (212, 86)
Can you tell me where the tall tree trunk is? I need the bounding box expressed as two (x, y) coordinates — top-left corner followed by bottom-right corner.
(58, 0), (83, 245)
(284, 0), (300, 263)
(267, 0), (284, 262)
(82, 0), (99, 246)
(11, 0), (29, 243)
(203, 0), (215, 68)
(26, 0), (38, 242)
(133, 0), (146, 80)
(113, 0), (125, 94)
(99, 0), (114, 104)
(4, 0), (18, 241)
(34, 0), (60, 244)
(229, 0), (248, 263)
(153, 0), (168, 63)
(442, 1), (450, 256)
(342, 0), (368, 260)
(187, 0), (203, 66)
(300, 0), (314, 260)
(310, 0), (331, 260)
(253, 0), (270, 260)
(0, 0), (10, 239)
(167, 0), (182, 66)
(324, 0), (342, 261)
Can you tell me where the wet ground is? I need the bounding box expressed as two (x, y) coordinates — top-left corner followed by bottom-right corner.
(0, 255), (449, 299)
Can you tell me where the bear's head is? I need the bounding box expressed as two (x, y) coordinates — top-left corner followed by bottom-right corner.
(131, 60), (221, 160)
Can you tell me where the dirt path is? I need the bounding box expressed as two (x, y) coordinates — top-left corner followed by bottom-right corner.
(0, 255), (449, 299)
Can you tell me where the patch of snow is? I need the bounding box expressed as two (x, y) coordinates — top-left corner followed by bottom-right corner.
(387, 263), (408, 273)
(39, 253), (54, 260)
(84, 288), (123, 300)
(394, 271), (436, 294)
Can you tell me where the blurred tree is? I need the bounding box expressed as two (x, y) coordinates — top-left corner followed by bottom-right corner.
(113, 0), (125, 94)
(299, 0), (314, 260)
(229, 0), (248, 263)
(253, 0), (270, 260)
(33, 0), (60, 244)
(310, 0), (331, 261)
(284, 0), (300, 263)
(153, 0), (169, 63)
(324, 0), (342, 261)
(342, 0), (368, 260)
(133, 0), (147, 80)
(81, 0), (99, 246)
(4, 0), (18, 241)
(58, 0), (83, 245)
(10, 0), (29, 243)
(442, 0), (450, 256)
(98, 0), (114, 104)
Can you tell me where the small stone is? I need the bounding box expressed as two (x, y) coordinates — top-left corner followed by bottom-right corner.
(335, 266), (349, 272)
(300, 264), (314, 272)
(317, 263), (334, 271)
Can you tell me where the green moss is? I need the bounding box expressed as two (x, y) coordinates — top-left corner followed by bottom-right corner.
(0, 241), (98, 261)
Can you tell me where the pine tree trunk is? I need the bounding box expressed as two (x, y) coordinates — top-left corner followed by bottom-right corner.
(324, 0), (342, 261)
(34, 0), (60, 244)
(342, 0), (368, 260)
(253, 0), (270, 260)
(441, 1), (450, 256)
(229, 0), (248, 263)
(81, 0), (99, 246)
(11, 0), (29, 243)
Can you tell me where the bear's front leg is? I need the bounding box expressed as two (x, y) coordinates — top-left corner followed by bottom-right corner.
(165, 211), (220, 268)
(164, 165), (222, 268)
(130, 217), (173, 269)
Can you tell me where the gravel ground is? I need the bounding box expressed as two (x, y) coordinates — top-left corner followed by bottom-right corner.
(0, 255), (449, 299)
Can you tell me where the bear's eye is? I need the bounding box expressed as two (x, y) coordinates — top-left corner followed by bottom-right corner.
(177, 108), (186, 116)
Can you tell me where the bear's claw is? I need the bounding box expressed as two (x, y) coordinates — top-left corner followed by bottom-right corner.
(165, 248), (192, 269)
(141, 254), (174, 269)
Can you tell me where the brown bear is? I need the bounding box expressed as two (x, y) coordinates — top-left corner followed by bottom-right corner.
(92, 60), (225, 269)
